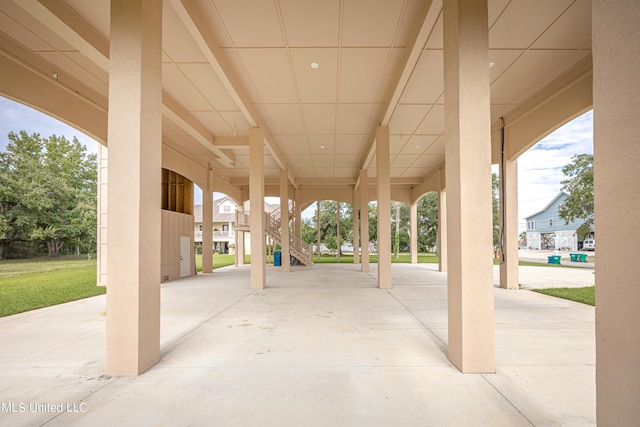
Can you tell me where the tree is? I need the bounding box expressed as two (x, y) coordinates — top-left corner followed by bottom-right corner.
(0, 131), (97, 258)
(416, 192), (438, 252)
(0, 132), (45, 258)
(558, 153), (594, 240)
(492, 172), (500, 248)
(304, 201), (353, 255)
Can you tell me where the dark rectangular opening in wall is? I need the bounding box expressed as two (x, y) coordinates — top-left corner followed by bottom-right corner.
(161, 168), (193, 214)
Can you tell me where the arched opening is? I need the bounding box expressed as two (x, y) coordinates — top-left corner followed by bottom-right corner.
(517, 110), (594, 256)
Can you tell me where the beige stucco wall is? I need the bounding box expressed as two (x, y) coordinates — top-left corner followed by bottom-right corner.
(161, 210), (195, 282)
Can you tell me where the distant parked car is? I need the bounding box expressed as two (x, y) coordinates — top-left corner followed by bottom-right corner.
(582, 239), (595, 251)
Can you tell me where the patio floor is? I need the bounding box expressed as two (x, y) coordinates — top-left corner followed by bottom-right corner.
(0, 263), (595, 426)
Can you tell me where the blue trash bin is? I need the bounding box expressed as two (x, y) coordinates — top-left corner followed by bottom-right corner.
(274, 250), (281, 266)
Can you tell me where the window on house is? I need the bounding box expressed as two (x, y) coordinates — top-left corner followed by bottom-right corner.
(223, 205), (231, 213)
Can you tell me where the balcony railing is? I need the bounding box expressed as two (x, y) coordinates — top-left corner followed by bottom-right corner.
(213, 230), (234, 238)
(194, 230), (235, 241)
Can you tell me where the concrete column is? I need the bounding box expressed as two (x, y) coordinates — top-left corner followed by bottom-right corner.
(295, 189), (302, 241)
(499, 158), (518, 289)
(280, 168), (290, 272)
(353, 189), (360, 264)
(336, 201), (341, 263)
(376, 126), (392, 289)
(438, 190), (447, 273)
(202, 169), (213, 273)
(316, 201), (321, 262)
(360, 170), (370, 272)
(106, 0), (162, 376)
(96, 144), (108, 286)
(235, 202), (245, 266)
(593, 1), (640, 424)
(410, 201), (418, 264)
(249, 128), (265, 289)
(443, 0), (494, 373)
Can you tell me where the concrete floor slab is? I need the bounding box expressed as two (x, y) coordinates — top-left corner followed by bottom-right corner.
(0, 263), (595, 426)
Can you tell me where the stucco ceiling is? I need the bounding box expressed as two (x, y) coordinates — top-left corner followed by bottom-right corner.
(0, 0), (592, 191)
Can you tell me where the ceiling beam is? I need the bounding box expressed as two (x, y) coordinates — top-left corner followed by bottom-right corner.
(169, 0), (298, 189)
(162, 94), (235, 167)
(355, 0), (442, 189)
(213, 136), (249, 147)
(17, 0), (235, 168)
(16, 0), (110, 71)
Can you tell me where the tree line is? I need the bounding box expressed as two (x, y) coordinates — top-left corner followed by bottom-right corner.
(300, 157), (595, 257)
(299, 178), (501, 256)
(0, 131), (97, 259)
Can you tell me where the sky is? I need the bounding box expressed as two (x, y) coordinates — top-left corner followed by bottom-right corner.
(515, 110), (593, 230)
(0, 96), (593, 230)
(0, 97), (98, 156)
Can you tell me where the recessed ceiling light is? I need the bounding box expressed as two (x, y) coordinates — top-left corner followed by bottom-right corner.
(489, 62), (495, 68)
(320, 145), (325, 149)
(310, 62), (319, 69)
(415, 145), (421, 148)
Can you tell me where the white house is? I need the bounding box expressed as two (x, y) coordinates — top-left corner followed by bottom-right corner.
(194, 197), (279, 254)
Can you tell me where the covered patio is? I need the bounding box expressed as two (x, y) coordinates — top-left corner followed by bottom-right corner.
(0, 0), (637, 423)
(0, 264), (595, 426)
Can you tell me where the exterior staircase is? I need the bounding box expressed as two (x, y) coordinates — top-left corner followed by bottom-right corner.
(235, 206), (314, 266)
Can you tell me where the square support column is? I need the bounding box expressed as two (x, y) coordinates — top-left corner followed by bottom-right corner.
(294, 190), (302, 241)
(96, 144), (108, 286)
(376, 126), (392, 289)
(443, 0), (494, 373)
(353, 189), (360, 264)
(360, 170), (370, 272)
(279, 168), (290, 272)
(316, 201), (321, 262)
(106, 0), (162, 376)
(438, 190), (447, 273)
(336, 202), (341, 263)
(235, 202), (245, 266)
(410, 201), (418, 264)
(249, 128), (266, 289)
(201, 168), (213, 274)
(593, 1), (640, 424)
(499, 158), (518, 289)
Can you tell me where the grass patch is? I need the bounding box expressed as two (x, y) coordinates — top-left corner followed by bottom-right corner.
(317, 253), (438, 264)
(195, 254), (251, 272)
(195, 252), (438, 269)
(534, 286), (595, 306)
(0, 255), (95, 279)
(0, 257), (102, 317)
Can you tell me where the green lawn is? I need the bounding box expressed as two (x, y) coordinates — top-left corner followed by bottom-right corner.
(0, 256), (103, 317)
(195, 252), (439, 270)
(534, 286), (595, 306)
(315, 253), (439, 263)
(195, 254), (250, 272)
